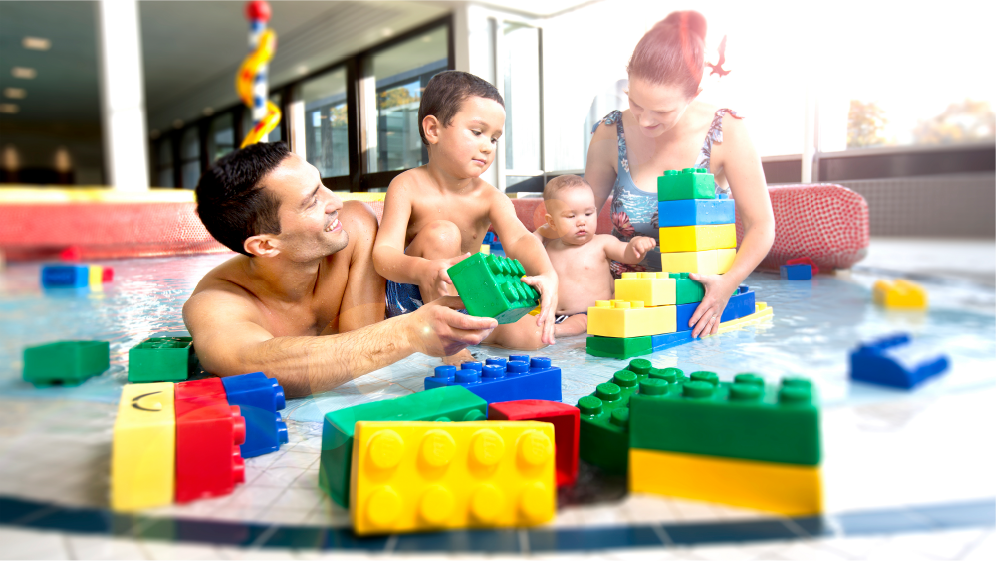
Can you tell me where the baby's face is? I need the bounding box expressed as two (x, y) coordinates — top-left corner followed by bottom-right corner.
(545, 186), (598, 246)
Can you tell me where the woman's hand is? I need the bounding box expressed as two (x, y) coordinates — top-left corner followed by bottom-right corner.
(686, 273), (738, 338)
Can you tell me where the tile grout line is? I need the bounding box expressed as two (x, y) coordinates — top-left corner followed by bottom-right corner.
(383, 534), (398, 553)
(652, 523), (674, 546)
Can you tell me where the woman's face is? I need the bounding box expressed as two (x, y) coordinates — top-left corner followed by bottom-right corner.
(626, 76), (698, 138)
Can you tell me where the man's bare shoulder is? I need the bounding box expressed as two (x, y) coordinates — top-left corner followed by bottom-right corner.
(185, 256), (262, 320)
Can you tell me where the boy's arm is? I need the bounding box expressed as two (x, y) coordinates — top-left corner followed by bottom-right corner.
(601, 235), (657, 265)
(488, 190), (559, 345)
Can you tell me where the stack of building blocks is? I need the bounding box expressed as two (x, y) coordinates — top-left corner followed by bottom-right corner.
(174, 378), (246, 503)
(41, 264), (113, 289)
(627, 373), (823, 516)
(657, 168), (736, 274)
(319, 385), (488, 509)
(22, 340), (110, 386)
(221, 372), (289, 457)
(423, 355), (562, 404)
(112, 382), (177, 511)
(780, 264), (813, 280)
(128, 336), (194, 383)
(350, 421), (556, 535)
(873, 279), (928, 309)
(447, 253), (539, 323)
(488, 400), (580, 487)
(850, 333), (949, 389)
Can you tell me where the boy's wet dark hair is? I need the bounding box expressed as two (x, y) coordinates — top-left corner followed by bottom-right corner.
(195, 142), (288, 256)
(417, 70), (504, 145)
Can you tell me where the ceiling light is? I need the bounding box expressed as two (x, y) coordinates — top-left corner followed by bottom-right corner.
(203, 107), (214, 116)
(23, 37), (51, 50)
(0, 104), (19, 114)
(12, 67), (37, 79)
(380, 28), (394, 38)
(4, 88), (26, 99)
(173, 119), (184, 129)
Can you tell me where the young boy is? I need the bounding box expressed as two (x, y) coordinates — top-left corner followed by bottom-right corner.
(372, 71), (559, 360)
(534, 175), (657, 337)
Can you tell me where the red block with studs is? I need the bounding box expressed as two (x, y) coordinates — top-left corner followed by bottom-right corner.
(175, 379), (246, 503)
(488, 399), (580, 487)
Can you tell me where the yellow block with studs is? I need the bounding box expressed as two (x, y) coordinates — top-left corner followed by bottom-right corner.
(658, 224), (737, 253)
(629, 448), (822, 516)
(111, 382), (176, 511)
(350, 421), (556, 535)
(872, 279), (927, 309)
(659, 248), (736, 275)
(587, 299), (677, 338)
(614, 272), (676, 307)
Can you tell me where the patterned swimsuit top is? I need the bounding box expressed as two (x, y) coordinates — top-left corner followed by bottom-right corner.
(592, 108), (742, 275)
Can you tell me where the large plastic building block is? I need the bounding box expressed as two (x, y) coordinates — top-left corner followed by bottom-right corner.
(651, 331), (694, 351)
(658, 224), (737, 253)
(587, 300), (677, 338)
(657, 198), (736, 227)
(424, 356), (562, 404)
(447, 253), (540, 324)
(849, 333), (949, 389)
(111, 382), (176, 511)
(221, 372), (288, 458)
(659, 248), (736, 275)
(350, 421), (556, 535)
(22, 340), (110, 386)
(174, 380), (246, 503)
(320, 385), (487, 509)
(670, 273), (705, 304)
(614, 272), (675, 306)
(780, 264), (812, 280)
(41, 264), (90, 288)
(673, 286), (755, 332)
(586, 335), (652, 359)
(629, 448), (823, 516)
(128, 336), (194, 383)
(872, 279), (928, 309)
(786, 257), (819, 276)
(656, 168), (716, 201)
(488, 400), (580, 487)
(628, 374), (820, 465)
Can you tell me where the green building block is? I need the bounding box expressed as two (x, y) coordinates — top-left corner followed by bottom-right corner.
(127, 337), (194, 383)
(447, 253), (540, 324)
(657, 168), (716, 202)
(670, 273), (706, 304)
(585, 335), (652, 359)
(23, 340), (110, 386)
(629, 373), (821, 465)
(319, 385), (487, 508)
(578, 360), (686, 474)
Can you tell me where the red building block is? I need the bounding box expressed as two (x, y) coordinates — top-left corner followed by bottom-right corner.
(786, 257), (819, 276)
(488, 399), (580, 487)
(175, 380), (246, 503)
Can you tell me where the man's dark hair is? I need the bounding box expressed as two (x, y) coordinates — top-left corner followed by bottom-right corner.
(195, 141), (289, 256)
(417, 70), (504, 145)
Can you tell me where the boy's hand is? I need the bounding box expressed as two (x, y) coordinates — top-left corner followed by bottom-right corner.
(521, 272), (559, 346)
(687, 273), (737, 338)
(422, 253), (471, 297)
(625, 236), (657, 262)
(406, 296), (498, 357)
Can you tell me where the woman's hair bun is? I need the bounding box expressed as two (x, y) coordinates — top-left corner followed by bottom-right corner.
(658, 10), (707, 41)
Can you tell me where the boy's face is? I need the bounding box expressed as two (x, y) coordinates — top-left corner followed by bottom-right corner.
(544, 185), (598, 246)
(428, 95), (505, 178)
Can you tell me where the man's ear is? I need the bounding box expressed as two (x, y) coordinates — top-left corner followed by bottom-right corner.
(422, 115), (442, 145)
(244, 234), (280, 258)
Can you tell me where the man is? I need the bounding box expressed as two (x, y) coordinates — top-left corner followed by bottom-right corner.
(183, 142), (496, 397)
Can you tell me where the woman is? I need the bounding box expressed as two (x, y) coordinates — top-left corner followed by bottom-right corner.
(585, 10), (775, 339)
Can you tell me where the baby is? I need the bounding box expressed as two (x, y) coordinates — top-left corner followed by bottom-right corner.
(533, 175), (656, 336)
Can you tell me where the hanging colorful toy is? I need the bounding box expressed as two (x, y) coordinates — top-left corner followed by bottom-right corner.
(237, 0), (281, 148)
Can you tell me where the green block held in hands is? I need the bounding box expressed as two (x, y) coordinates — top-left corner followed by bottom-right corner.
(128, 337), (194, 383)
(670, 273), (706, 304)
(23, 340), (110, 386)
(657, 168), (716, 202)
(447, 252), (540, 324)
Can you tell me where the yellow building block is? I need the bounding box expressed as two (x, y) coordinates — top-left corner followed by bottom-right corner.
(708, 302), (774, 336)
(658, 224), (737, 253)
(350, 421), (556, 535)
(629, 448), (822, 516)
(112, 382), (176, 511)
(659, 249), (736, 275)
(614, 272), (676, 306)
(873, 279), (927, 309)
(587, 300), (677, 338)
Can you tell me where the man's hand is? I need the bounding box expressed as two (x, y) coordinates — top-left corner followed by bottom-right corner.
(521, 272), (559, 346)
(421, 253), (470, 298)
(687, 273), (737, 338)
(624, 236), (657, 262)
(405, 296), (497, 357)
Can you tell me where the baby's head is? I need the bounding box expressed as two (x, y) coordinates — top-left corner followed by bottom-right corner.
(418, 71), (505, 178)
(542, 175), (597, 245)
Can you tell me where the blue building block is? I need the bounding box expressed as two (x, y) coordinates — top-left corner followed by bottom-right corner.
(850, 334), (950, 390)
(780, 264), (812, 280)
(674, 286), (756, 332)
(221, 372), (289, 458)
(41, 265), (90, 288)
(424, 355), (562, 404)
(651, 331), (694, 351)
(657, 199), (736, 227)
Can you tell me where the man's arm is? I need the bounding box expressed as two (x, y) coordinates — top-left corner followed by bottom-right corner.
(337, 200), (386, 332)
(183, 289), (496, 398)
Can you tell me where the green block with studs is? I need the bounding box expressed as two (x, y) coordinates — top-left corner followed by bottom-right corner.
(577, 360), (687, 474)
(657, 168), (716, 202)
(629, 373), (820, 465)
(127, 337), (194, 383)
(585, 335), (653, 359)
(447, 252), (541, 324)
(669, 273), (706, 304)
(23, 340), (110, 386)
